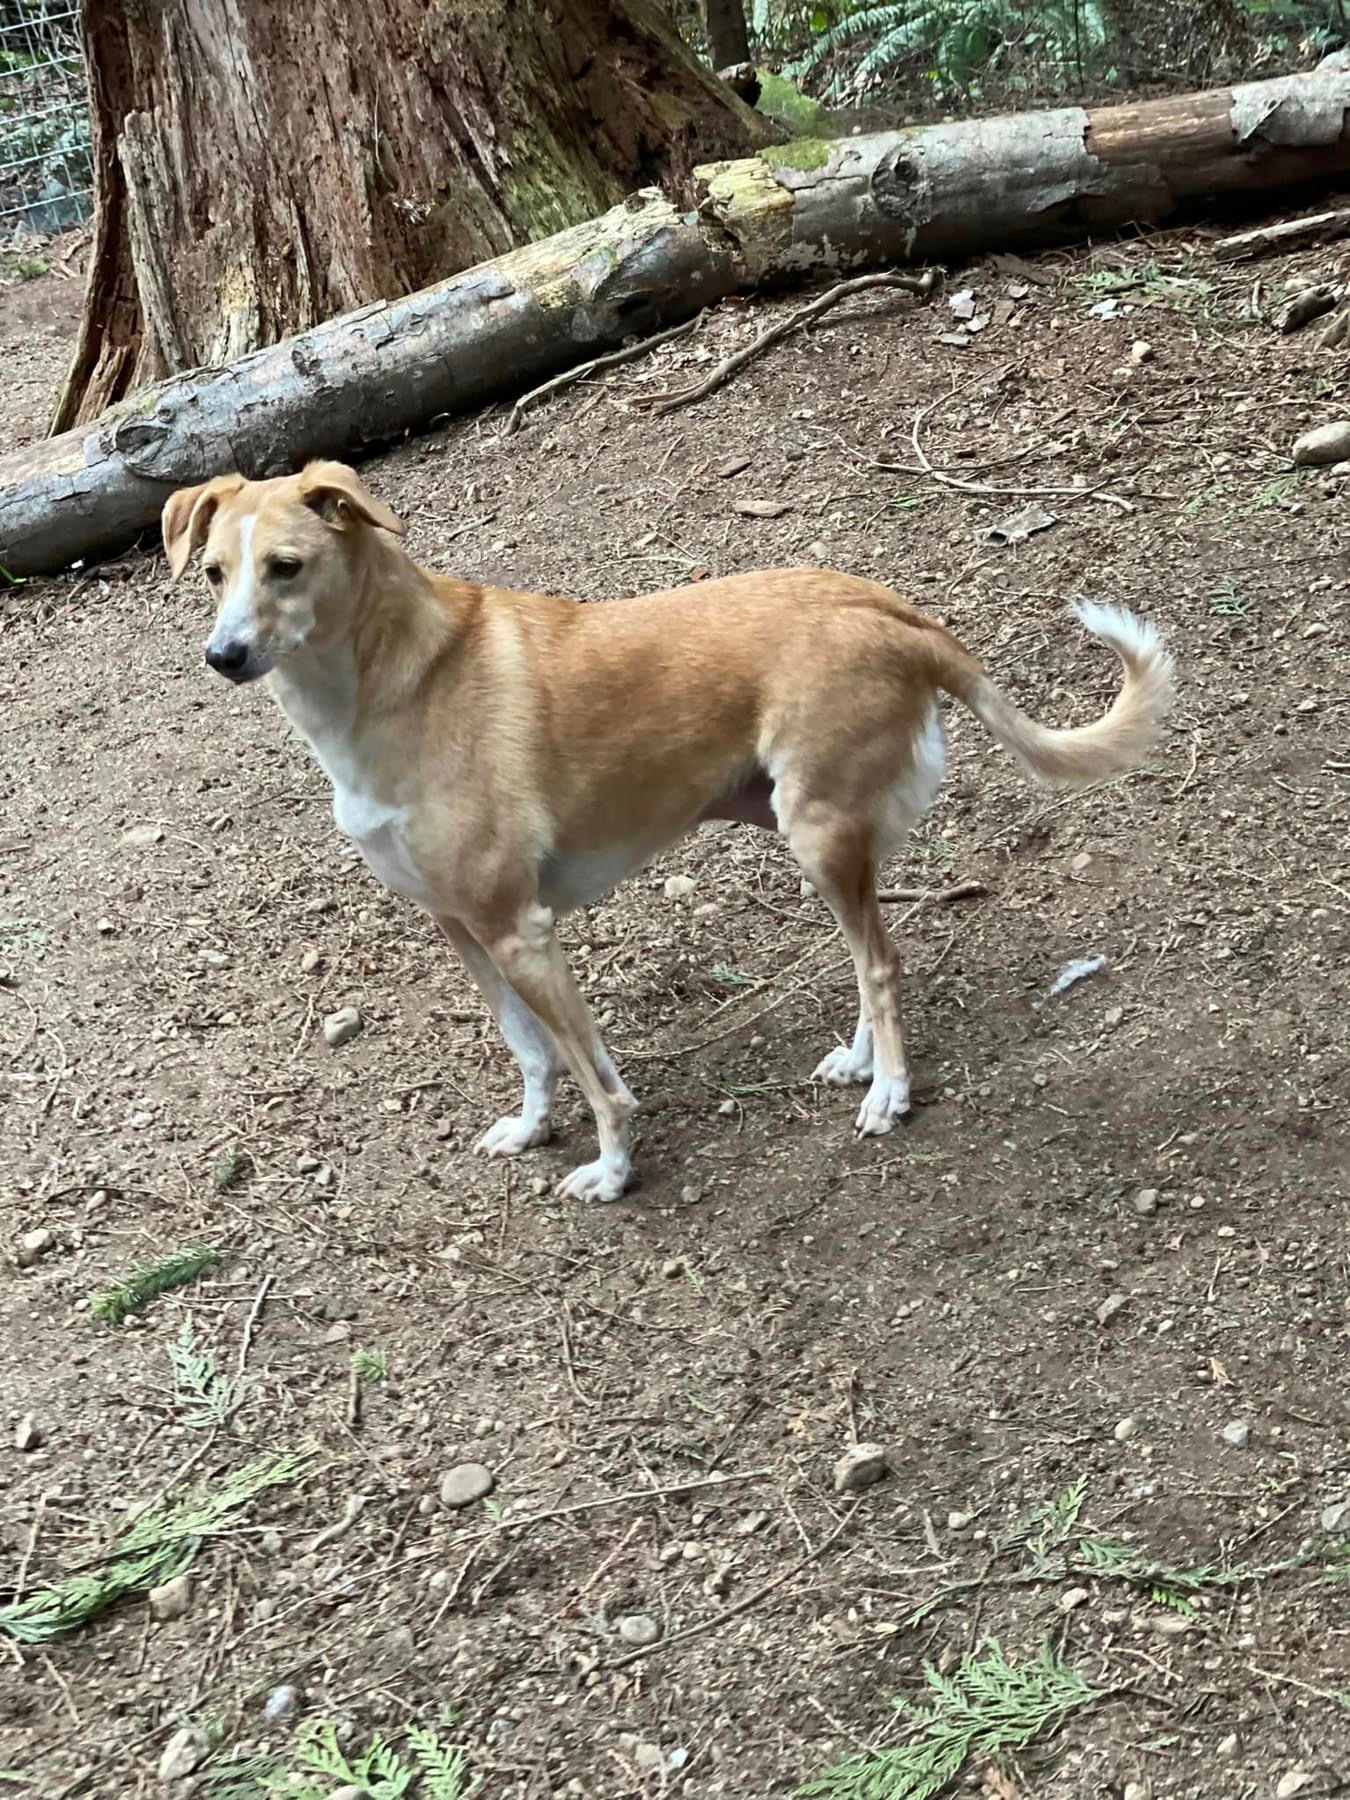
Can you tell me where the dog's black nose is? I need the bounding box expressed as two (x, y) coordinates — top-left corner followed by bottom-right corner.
(205, 641), (249, 680)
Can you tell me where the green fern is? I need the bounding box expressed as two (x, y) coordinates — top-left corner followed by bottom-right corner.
(260, 1720), (475, 1800)
(0, 1444), (317, 1644)
(167, 1314), (241, 1428)
(89, 1245), (222, 1325)
(800, 1641), (1100, 1799)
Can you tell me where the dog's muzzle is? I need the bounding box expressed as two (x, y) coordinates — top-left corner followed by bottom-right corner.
(204, 640), (270, 684)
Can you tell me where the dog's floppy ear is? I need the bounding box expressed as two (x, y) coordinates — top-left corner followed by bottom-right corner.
(299, 461), (404, 537)
(162, 475), (244, 582)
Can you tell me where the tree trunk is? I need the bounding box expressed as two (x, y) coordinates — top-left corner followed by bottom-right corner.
(704, 0), (751, 70)
(53, 0), (773, 432)
(7, 68), (1350, 577)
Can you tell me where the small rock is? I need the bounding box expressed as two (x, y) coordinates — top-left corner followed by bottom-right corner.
(439, 1462), (495, 1509)
(1293, 420), (1350, 467)
(715, 454), (751, 479)
(1151, 1612), (1192, 1637)
(663, 874), (697, 901)
(1320, 1498), (1350, 1532)
(260, 1528), (283, 1556)
(417, 1494), (438, 1517)
(158, 1727), (210, 1784)
(1113, 1415), (1138, 1442)
(323, 1321), (351, 1345)
(1071, 850), (1093, 872)
(1132, 1188), (1159, 1216)
(1129, 339), (1153, 363)
(1096, 1291), (1129, 1327)
(633, 1741), (665, 1773)
(14, 1414), (42, 1452)
(1216, 1733), (1239, 1758)
(17, 1227), (55, 1267)
(948, 288), (977, 320)
(1276, 1769), (1314, 1800)
(717, 1098), (737, 1115)
(834, 1442), (889, 1493)
(1103, 1004), (1124, 1028)
(1059, 1586), (1089, 1611)
(263, 1683), (300, 1723)
(661, 1257), (684, 1278)
(322, 1006), (363, 1048)
(947, 1510), (972, 1532)
(123, 822), (164, 847)
(149, 1572), (193, 1621)
(617, 1613), (661, 1647)
(1221, 1419), (1251, 1450)
(1123, 1784), (1148, 1800)
(299, 946), (321, 973)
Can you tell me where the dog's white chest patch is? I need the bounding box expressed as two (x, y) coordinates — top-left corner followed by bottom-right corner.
(331, 779), (435, 907)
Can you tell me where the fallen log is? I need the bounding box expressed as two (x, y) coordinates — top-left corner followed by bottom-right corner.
(6, 67), (1350, 577)
(1213, 205), (1350, 260)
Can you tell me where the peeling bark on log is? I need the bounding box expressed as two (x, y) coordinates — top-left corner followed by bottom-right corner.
(7, 68), (1350, 578)
(55, 0), (773, 432)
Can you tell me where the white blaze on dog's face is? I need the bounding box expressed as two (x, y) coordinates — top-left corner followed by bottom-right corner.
(160, 462), (404, 685)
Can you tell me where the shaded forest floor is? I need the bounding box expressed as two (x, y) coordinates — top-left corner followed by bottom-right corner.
(2, 212), (1348, 1798)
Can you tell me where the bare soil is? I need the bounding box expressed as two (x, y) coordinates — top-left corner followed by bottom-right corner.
(2, 220), (1348, 1800)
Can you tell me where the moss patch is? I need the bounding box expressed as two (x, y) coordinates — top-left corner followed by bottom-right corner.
(758, 136), (833, 173)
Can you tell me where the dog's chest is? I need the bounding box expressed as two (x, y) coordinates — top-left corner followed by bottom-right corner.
(307, 732), (437, 908)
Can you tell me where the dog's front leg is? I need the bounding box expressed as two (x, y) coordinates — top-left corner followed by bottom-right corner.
(474, 902), (638, 1203)
(439, 918), (560, 1156)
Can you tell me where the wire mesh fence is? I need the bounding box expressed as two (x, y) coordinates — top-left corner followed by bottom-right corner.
(0, 0), (92, 243)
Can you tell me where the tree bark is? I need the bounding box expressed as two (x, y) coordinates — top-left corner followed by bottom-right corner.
(53, 0), (773, 432)
(7, 68), (1350, 577)
(704, 0), (751, 70)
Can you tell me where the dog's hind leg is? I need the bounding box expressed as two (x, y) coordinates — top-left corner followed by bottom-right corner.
(440, 918), (561, 1156)
(782, 804), (912, 1138)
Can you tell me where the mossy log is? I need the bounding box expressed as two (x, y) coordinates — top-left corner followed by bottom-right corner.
(6, 67), (1350, 577)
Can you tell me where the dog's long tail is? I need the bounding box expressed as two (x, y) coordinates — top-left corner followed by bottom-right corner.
(934, 602), (1175, 787)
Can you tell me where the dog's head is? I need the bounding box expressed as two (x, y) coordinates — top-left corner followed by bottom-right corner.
(162, 462), (404, 685)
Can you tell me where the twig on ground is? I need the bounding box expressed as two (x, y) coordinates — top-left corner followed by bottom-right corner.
(236, 1274), (272, 1381)
(499, 1468), (769, 1534)
(602, 1502), (859, 1669)
(642, 272), (939, 416)
(14, 1490), (50, 1603)
(504, 315), (704, 434)
(911, 384), (1134, 512)
(877, 879), (987, 904)
(1212, 207), (1350, 262)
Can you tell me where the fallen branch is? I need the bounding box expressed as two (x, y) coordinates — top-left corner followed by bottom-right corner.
(911, 386), (1135, 513)
(877, 880), (987, 904)
(504, 313), (704, 435)
(641, 270), (939, 416)
(1213, 206), (1350, 261)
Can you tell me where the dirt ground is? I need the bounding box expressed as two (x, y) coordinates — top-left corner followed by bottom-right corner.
(2, 214), (1349, 1800)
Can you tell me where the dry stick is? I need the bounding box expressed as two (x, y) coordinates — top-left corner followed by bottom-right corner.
(877, 879), (986, 904)
(504, 314), (704, 435)
(644, 270), (939, 416)
(236, 1274), (272, 1381)
(910, 384), (1135, 513)
(602, 1501), (860, 1670)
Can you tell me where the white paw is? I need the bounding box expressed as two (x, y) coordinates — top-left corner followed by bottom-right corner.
(475, 1112), (552, 1157)
(855, 1075), (911, 1137)
(557, 1152), (632, 1204)
(812, 1044), (874, 1086)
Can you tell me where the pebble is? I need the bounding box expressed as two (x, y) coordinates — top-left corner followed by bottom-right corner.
(260, 1528), (283, 1556)
(14, 1413), (42, 1452)
(617, 1613), (661, 1647)
(1132, 1188), (1159, 1216)
(717, 1098), (737, 1115)
(1129, 339), (1153, 363)
(17, 1227), (55, 1266)
(833, 1441), (889, 1493)
(300, 946), (321, 973)
(1113, 1415), (1138, 1442)
(1096, 1291), (1129, 1327)
(1221, 1419), (1252, 1450)
(661, 1257), (684, 1278)
(1122, 1785), (1148, 1800)
(439, 1462), (495, 1509)
(1276, 1769), (1314, 1800)
(322, 1005), (363, 1048)
(263, 1683), (301, 1723)
(663, 874), (697, 901)
(149, 1572), (193, 1621)
(417, 1494), (438, 1517)
(1320, 1499), (1350, 1532)
(158, 1726), (210, 1783)
(1216, 1733), (1238, 1758)
(1059, 1586), (1089, 1611)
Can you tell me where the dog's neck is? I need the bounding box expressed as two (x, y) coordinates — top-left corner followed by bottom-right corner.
(270, 533), (457, 739)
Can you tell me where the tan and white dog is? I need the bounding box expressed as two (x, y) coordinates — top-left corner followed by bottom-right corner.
(164, 461), (1174, 1202)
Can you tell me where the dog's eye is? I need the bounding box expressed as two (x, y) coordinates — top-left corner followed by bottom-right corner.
(204, 564), (223, 587)
(269, 557), (303, 580)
